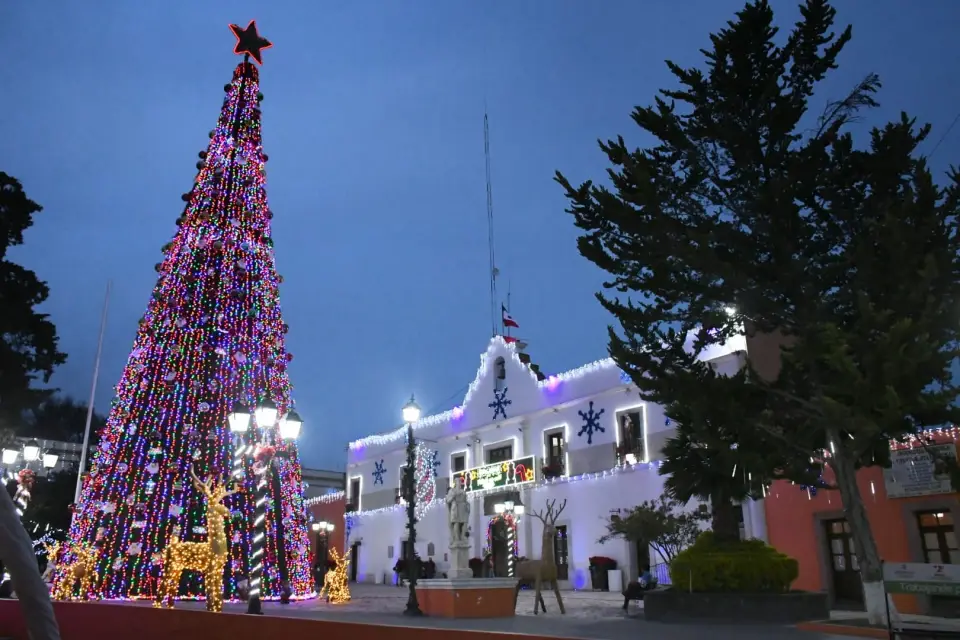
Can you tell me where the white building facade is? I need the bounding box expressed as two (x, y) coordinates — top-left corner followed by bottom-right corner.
(344, 337), (768, 589)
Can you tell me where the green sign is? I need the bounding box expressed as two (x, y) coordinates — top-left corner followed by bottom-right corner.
(883, 563), (960, 596)
(452, 456), (536, 493)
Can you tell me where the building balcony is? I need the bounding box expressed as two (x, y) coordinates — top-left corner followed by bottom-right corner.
(615, 439), (645, 466)
(541, 460), (565, 479)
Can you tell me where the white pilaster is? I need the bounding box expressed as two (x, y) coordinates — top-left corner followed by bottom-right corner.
(748, 499), (768, 542)
(472, 437), (483, 558)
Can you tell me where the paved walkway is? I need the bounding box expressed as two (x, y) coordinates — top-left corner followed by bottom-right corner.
(143, 584), (855, 639)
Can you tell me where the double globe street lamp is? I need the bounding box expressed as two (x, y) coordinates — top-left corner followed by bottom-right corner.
(2, 440), (59, 470)
(226, 399), (303, 615)
(311, 521), (335, 581)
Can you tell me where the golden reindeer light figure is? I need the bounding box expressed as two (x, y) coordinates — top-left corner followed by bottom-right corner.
(318, 547), (351, 604)
(154, 467), (238, 612)
(47, 541), (99, 601)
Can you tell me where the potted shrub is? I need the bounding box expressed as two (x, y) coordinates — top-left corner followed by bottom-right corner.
(468, 557), (483, 578)
(589, 556), (617, 591)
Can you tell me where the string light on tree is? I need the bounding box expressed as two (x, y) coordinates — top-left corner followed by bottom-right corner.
(65, 21), (314, 603)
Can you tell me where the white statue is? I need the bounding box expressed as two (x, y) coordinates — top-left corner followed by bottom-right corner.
(445, 480), (470, 545)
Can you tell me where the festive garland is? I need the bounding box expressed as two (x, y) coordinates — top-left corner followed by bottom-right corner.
(486, 513), (518, 557)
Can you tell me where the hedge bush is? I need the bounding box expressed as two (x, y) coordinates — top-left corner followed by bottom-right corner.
(668, 531), (798, 593)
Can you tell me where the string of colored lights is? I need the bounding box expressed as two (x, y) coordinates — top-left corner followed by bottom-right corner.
(413, 442), (436, 521)
(66, 60), (312, 602)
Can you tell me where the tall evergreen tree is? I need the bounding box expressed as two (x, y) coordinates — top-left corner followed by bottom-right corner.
(0, 173), (66, 427)
(22, 396), (105, 445)
(556, 0), (960, 623)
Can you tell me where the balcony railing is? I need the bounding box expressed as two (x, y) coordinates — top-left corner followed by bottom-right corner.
(541, 460), (565, 479)
(615, 439), (645, 466)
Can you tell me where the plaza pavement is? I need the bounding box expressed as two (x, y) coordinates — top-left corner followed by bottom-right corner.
(151, 583), (857, 639)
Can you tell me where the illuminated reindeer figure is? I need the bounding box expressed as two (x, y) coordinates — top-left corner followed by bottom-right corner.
(47, 541), (99, 601)
(514, 498), (567, 615)
(154, 467), (238, 612)
(318, 547), (351, 604)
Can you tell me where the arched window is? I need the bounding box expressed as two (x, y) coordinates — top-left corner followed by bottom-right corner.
(494, 357), (506, 391)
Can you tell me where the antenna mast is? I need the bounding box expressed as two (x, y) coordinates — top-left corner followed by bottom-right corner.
(484, 108), (499, 338)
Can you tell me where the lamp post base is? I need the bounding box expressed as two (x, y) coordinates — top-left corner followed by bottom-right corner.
(403, 604), (424, 617)
(246, 595), (263, 615)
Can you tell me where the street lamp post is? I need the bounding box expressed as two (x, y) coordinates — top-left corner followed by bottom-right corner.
(0, 441), (59, 518)
(232, 398), (302, 616)
(493, 501), (525, 577)
(311, 521), (335, 582)
(401, 395), (423, 617)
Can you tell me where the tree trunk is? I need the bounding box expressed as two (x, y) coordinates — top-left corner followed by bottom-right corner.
(710, 493), (741, 544)
(0, 483), (61, 640)
(829, 429), (897, 626)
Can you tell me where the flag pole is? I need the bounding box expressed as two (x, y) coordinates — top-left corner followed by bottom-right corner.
(505, 281), (511, 340)
(74, 281), (111, 504)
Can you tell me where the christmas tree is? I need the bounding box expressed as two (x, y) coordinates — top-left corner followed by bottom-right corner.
(67, 22), (314, 602)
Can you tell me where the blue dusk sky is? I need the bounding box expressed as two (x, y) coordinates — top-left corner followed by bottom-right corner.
(1, 1), (958, 471)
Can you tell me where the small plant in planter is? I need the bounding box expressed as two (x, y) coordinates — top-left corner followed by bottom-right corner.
(468, 557), (483, 578)
(588, 556), (618, 591)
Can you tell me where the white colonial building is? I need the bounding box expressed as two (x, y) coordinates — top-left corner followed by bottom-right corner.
(344, 336), (769, 589)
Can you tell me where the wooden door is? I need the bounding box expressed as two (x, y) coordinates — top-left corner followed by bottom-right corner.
(554, 525), (570, 580)
(824, 519), (863, 608)
(349, 542), (359, 582)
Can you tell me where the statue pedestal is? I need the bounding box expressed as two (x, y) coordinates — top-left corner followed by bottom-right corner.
(448, 541), (472, 579)
(416, 578), (516, 618)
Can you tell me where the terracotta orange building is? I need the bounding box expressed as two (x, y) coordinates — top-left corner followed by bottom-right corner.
(764, 431), (960, 616)
(746, 331), (960, 616)
(307, 493), (347, 574)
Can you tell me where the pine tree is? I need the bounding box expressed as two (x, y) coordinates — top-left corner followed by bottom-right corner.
(0, 172), (66, 427)
(68, 26), (314, 601)
(556, 0), (960, 623)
